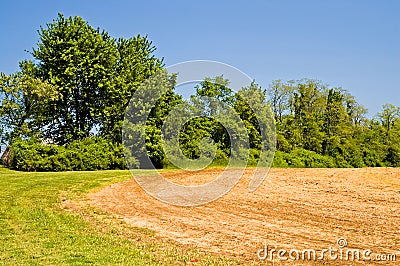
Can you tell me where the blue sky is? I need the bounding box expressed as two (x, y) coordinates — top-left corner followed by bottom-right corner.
(1, 0), (399, 116)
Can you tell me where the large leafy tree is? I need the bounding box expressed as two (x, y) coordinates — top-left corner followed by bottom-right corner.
(234, 82), (268, 151)
(322, 88), (348, 156)
(179, 76), (234, 158)
(101, 36), (165, 142)
(32, 14), (118, 143)
(31, 14), (167, 144)
(291, 80), (326, 152)
(2, 13), (180, 168)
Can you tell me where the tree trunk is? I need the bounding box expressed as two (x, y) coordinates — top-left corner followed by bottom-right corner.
(1, 146), (12, 166)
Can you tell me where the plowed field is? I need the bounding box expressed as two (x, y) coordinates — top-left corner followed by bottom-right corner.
(88, 168), (400, 264)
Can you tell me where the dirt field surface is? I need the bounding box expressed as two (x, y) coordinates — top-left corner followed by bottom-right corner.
(87, 168), (400, 265)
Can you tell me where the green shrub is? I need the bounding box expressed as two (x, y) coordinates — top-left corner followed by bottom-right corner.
(272, 149), (336, 168)
(8, 137), (126, 171)
(384, 146), (400, 167)
(271, 151), (289, 167)
(210, 149), (229, 167)
(362, 148), (383, 167)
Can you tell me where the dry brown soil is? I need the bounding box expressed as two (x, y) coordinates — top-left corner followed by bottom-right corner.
(87, 168), (400, 264)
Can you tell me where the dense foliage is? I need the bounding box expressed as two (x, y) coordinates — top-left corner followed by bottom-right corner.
(1, 14), (399, 171)
(1, 13), (164, 146)
(268, 79), (400, 167)
(8, 137), (125, 171)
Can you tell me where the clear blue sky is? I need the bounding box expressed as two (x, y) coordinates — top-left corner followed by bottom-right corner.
(1, 0), (399, 116)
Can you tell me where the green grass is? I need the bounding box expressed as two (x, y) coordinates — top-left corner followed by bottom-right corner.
(0, 167), (244, 265)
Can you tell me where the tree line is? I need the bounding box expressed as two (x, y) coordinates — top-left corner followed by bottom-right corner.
(0, 14), (399, 171)
(268, 80), (400, 167)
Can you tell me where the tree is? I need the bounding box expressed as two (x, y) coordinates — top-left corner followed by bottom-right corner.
(178, 76), (234, 159)
(195, 76), (235, 106)
(0, 67), (58, 145)
(291, 80), (326, 152)
(267, 80), (293, 123)
(122, 69), (181, 168)
(30, 14), (169, 144)
(378, 104), (400, 142)
(100, 35), (165, 142)
(32, 13), (118, 143)
(344, 93), (367, 126)
(322, 88), (347, 155)
(234, 82), (266, 150)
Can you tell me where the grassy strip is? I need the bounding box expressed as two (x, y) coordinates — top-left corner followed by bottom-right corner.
(0, 167), (246, 265)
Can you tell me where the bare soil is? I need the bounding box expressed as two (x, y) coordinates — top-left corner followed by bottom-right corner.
(87, 168), (400, 264)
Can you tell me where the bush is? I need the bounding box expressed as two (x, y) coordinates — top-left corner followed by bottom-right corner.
(7, 137), (126, 171)
(271, 151), (289, 167)
(272, 149), (336, 168)
(211, 149), (229, 166)
(245, 148), (260, 167)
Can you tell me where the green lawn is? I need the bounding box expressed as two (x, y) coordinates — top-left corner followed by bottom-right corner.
(0, 167), (243, 265)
